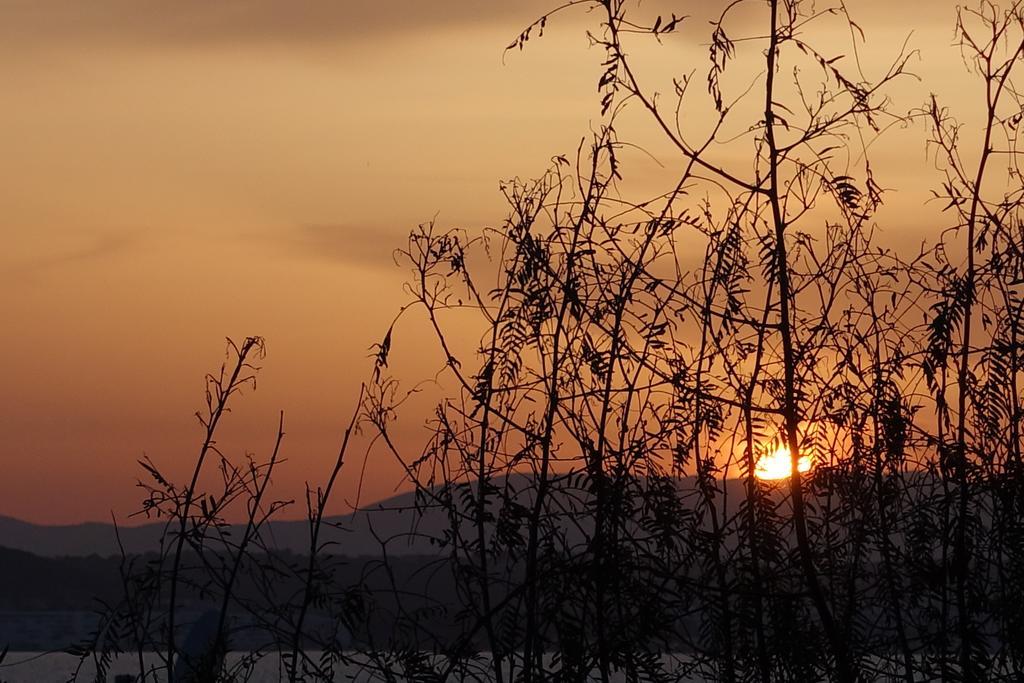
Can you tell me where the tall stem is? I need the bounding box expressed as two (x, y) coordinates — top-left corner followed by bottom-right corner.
(763, 2), (853, 679)
(166, 336), (263, 683)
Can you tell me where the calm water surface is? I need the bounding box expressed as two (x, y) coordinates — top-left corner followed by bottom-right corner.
(0, 651), (708, 682)
(2, 651), (998, 682)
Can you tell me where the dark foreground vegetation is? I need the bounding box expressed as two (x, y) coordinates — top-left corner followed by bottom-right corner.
(8, 0), (1024, 681)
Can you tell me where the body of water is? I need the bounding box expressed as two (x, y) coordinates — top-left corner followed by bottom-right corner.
(1, 651), (1012, 682)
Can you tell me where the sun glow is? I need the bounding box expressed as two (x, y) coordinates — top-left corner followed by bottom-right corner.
(754, 445), (812, 481)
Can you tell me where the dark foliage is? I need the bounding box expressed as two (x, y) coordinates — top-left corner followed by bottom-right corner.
(38, 2), (1024, 682)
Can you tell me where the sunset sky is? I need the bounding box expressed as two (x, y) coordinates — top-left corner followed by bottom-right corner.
(1, 0), (990, 523)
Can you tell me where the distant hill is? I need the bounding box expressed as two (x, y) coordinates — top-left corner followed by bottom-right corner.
(0, 474), (708, 557)
(0, 545), (122, 609)
(0, 487), (447, 558)
(1, 472), (897, 558)
(0, 546), (452, 649)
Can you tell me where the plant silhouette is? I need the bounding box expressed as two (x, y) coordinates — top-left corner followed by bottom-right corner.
(63, 2), (1024, 682)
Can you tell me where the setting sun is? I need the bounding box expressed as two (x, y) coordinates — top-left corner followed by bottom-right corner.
(754, 445), (812, 481)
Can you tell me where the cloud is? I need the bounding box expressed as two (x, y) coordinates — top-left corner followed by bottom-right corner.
(1, 231), (138, 280)
(273, 223), (411, 270)
(0, 0), (559, 50)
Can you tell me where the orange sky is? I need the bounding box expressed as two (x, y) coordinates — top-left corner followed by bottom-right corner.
(0, 0), (993, 523)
